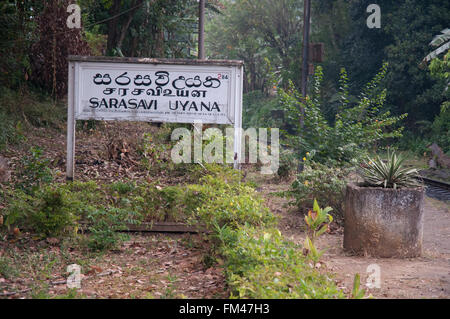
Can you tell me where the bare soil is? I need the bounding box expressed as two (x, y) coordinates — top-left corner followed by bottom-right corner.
(0, 233), (227, 299)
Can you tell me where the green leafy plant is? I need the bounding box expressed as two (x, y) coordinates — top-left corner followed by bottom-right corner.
(303, 199), (333, 263)
(129, 183), (188, 222)
(288, 158), (347, 220)
(186, 174), (276, 230)
(303, 236), (324, 264)
(428, 50), (450, 153)
(351, 273), (366, 299)
(86, 208), (142, 251)
(0, 110), (23, 151)
(217, 225), (344, 299)
(361, 151), (421, 189)
(16, 146), (53, 194)
(279, 63), (407, 165)
(304, 199), (333, 242)
(277, 149), (298, 178)
(184, 171), (343, 299)
(242, 91), (282, 129)
(430, 102), (450, 154)
(109, 181), (136, 195)
(4, 185), (80, 237)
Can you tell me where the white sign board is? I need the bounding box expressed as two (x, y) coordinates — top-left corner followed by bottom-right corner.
(67, 56), (243, 179)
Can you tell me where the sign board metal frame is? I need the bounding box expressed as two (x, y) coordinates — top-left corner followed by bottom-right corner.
(67, 55), (243, 180)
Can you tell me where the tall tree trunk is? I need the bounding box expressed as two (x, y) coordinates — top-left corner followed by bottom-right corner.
(116, 0), (145, 55)
(106, 0), (121, 54)
(250, 59), (256, 91)
(154, 27), (165, 58)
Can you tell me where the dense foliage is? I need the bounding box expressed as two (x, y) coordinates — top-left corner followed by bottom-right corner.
(288, 159), (348, 220)
(312, 0), (450, 128)
(208, 0), (449, 152)
(280, 64), (406, 165)
(1, 0), (448, 153)
(81, 0), (222, 58)
(0, 0), (90, 97)
(0, 0), (221, 97)
(206, 0), (304, 92)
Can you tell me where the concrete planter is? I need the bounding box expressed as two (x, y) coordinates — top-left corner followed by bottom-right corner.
(344, 183), (424, 258)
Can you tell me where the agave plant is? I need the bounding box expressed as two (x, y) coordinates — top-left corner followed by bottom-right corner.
(361, 151), (421, 189)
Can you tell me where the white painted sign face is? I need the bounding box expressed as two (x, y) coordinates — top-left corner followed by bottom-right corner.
(70, 61), (242, 124)
(66, 56), (243, 180)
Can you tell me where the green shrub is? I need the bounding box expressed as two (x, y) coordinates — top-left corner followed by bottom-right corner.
(288, 159), (348, 220)
(187, 163), (242, 184)
(59, 180), (99, 199)
(0, 110), (23, 151)
(431, 102), (450, 153)
(304, 199), (333, 242)
(302, 200), (334, 263)
(277, 149), (298, 178)
(128, 183), (187, 222)
(428, 50), (449, 153)
(279, 63), (407, 166)
(397, 131), (431, 156)
(4, 185), (80, 237)
(86, 207), (142, 251)
(16, 146), (53, 194)
(217, 225), (344, 299)
(242, 91), (281, 129)
(84, 27), (107, 56)
(181, 171), (343, 299)
(397, 103), (449, 156)
(186, 174), (276, 230)
(109, 181), (136, 195)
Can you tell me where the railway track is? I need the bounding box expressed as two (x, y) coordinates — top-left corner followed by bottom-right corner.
(419, 176), (450, 202)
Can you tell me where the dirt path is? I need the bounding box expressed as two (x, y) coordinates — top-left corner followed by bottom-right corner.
(0, 233), (227, 299)
(75, 234), (227, 299)
(259, 178), (450, 299)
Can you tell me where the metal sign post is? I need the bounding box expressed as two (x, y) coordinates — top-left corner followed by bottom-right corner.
(300, 0), (311, 128)
(198, 0), (206, 60)
(66, 56), (243, 180)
